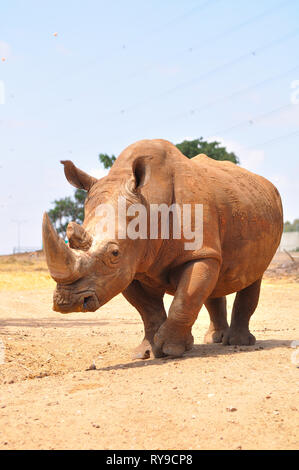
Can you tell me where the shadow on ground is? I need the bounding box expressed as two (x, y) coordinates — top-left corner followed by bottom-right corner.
(0, 318), (138, 328)
(94, 339), (291, 372)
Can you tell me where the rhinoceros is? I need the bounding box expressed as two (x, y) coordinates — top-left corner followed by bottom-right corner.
(42, 139), (283, 358)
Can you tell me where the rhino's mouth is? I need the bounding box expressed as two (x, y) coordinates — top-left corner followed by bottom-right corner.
(53, 289), (100, 313)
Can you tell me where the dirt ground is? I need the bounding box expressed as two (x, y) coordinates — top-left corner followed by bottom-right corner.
(0, 251), (298, 450)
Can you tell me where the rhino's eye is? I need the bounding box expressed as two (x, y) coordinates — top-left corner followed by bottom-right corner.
(104, 244), (120, 266)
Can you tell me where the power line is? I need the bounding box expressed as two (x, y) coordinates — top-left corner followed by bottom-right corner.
(145, 0), (221, 38)
(161, 27), (299, 99)
(247, 129), (299, 149)
(171, 63), (299, 121)
(41, 0), (222, 106)
(11, 219), (28, 253)
(185, 0), (292, 55)
(71, 1), (222, 77)
(126, 0), (292, 81)
(208, 102), (294, 137)
(121, 26), (299, 114)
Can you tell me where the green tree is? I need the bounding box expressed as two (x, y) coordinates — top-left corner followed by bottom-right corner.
(283, 219), (299, 232)
(176, 138), (239, 163)
(48, 189), (86, 239)
(73, 188), (87, 222)
(97, 139), (239, 170)
(99, 153), (116, 169)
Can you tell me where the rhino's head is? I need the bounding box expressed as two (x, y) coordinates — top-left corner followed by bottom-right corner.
(43, 140), (176, 313)
(43, 158), (148, 313)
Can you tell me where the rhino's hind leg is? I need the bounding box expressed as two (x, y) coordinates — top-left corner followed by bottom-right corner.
(223, 278), (262, 346)
(204, 297), (229, 344)
(122, 281), (167, 360)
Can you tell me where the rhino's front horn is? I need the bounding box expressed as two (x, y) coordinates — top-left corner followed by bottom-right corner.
(42, 213), (84, 283)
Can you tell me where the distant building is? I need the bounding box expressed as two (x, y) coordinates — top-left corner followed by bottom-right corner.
(13, 246), (41, 254)
(278, 232), (299, 252)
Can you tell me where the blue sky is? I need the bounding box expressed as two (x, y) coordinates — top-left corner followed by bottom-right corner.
(0, 0), (298, 254)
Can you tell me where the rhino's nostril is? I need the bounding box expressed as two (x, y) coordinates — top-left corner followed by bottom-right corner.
(83, 296), (93, 310)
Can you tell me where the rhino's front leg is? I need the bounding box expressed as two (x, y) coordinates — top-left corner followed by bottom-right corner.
(122, 280), (167, 359)
(153, 259), (220, 358)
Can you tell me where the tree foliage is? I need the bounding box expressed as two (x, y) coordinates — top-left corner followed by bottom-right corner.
(99, 153), (116, 169)
(48, 189), (86, 238)
(176, 138), (239, 163)
(97, 138), (239, 169)
(283, 219), (299, 232)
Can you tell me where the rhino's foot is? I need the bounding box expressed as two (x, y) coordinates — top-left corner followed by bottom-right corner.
(222, 328), (256, 346)
(153, 320), (194, 358)
(204, 327), (229, 344)
(132, 339), (152, 360)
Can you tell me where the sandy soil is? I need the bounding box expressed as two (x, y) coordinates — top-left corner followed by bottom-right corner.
(0, 252), (298, 450)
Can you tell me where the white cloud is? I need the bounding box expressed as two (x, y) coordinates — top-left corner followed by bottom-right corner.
(89, 167), (108, 179)
(174, 135), (196, 144)
(207, 135), (265, 172)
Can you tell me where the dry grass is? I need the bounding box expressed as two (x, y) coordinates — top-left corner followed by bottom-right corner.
(0, 252), (55, 291)
(0, 250), (298, 291)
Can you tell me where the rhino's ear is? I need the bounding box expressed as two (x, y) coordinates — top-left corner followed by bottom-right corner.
(60, 160), (97, 191)
(132, 156), (152, 191)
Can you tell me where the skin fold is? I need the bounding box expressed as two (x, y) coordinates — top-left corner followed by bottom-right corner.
(43, 139), (283, 358)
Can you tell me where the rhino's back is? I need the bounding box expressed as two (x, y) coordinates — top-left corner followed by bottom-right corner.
(191, 154), (283, 296)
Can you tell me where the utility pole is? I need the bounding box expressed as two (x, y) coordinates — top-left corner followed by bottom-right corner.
(11, 219), (27, 253)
